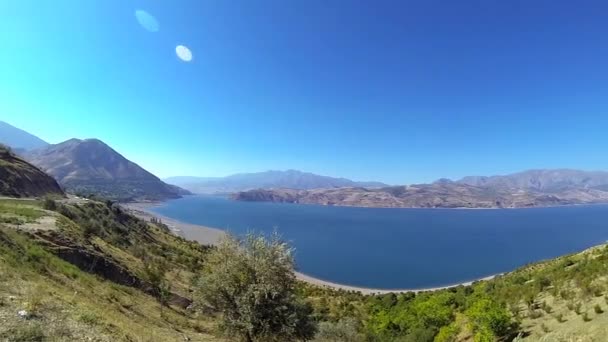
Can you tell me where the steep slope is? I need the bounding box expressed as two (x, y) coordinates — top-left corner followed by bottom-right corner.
(0, 120), (49, 151)
(25, 139), (188, 201)
(0, 198), (221, 341)
(166, 169), (387, 194)
(0, 145), (64, 198)
(458, 169), (608, 192)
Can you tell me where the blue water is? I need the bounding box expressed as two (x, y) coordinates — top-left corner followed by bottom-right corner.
(151, 195), (608, 289)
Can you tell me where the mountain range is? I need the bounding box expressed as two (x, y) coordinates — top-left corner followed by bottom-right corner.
(0, 120), (49, 152)
(233, 170), (608, 208)
(165, 170), (388, 194)
(456, 169), (608, 192)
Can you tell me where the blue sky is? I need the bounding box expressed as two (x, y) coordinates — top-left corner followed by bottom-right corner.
(1, 1), (607, 184)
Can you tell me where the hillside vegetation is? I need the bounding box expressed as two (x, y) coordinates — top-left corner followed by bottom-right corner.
(0, 198), (220, 341)
(1, 196), (608, 341)
(0, 145), (64, 198)
(302, 243), (608, 342)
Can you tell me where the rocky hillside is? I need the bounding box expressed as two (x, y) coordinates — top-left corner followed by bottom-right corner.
(0, 145), (64, 198)
(25, 139), (189, 201)
(166, 169), (387, 194)
(233, 180), (608, 208)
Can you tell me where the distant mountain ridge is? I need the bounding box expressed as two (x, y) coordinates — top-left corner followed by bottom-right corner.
(165, 170), (388, 194)
(456, 169), (608, 192)
(233, 169), (608, 208)
(25, 138), (188, 201)
(0, 144), (64, 198)
(0, 120), (49, 151)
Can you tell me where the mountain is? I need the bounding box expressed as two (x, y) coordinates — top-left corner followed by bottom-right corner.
(233, 169), (608, 208)
(25, 138), (188, 201)
(0, 145), (64, 198)
(165, 170), (388, 194)
(0, 120), (49, 151)
(457, 169), (608, 192)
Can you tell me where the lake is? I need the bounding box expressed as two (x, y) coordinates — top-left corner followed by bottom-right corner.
(151, 195), (608, 289)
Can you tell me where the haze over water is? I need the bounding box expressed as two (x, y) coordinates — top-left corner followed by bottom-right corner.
(153, 195), (608, 289)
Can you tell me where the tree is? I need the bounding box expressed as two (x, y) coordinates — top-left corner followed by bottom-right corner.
(465, 298), (511, 337)
(195, 232), (317, 342)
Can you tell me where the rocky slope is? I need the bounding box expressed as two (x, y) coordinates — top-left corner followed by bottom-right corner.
(25, 138), (188, 201)
(166, 169), (387, 194)
(0, 145), (64, 198)
(233, 176), (608, 208)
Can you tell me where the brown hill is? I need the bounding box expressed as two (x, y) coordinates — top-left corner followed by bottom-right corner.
(25, 139), (188, 201)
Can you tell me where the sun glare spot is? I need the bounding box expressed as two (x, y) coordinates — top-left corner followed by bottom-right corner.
(176, 45), (193, 62)
(135, 10), (159, 32)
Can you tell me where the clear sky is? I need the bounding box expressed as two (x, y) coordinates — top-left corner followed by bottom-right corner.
(1, 1), (607, 184)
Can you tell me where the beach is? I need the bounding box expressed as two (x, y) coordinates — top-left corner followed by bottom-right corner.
(123, 202), (501, 294)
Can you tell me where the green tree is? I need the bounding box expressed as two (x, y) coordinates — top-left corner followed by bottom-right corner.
(195, 232), (317, 342)
(466, 298), (511, 337)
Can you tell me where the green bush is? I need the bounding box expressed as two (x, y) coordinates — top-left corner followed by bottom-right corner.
(42, 198), (57, 211)
(195, 232), (317, 342)
(466, 298), (511, 337)
(434, 323), (460, 342)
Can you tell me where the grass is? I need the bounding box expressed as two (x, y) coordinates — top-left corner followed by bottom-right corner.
(0, 202), (44, 219)
(0, 199), (224, 341)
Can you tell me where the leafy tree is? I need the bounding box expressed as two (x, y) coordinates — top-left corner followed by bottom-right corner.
(195, 232), (317, 342)
(466, 298), (511, 337)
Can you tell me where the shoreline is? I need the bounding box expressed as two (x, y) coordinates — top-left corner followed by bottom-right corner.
(123, 201), (503, 294)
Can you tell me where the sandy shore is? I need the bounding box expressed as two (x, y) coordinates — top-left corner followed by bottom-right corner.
(123, 202), (226, 245)
(123, 202), (501, 294)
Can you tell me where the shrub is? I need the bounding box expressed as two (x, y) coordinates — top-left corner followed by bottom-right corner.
(195, 232), (317, 342)
(466, 298), (511, 337)
(79, 311), (100, 325)
(2, 323), (45, 341)
(554, 313), (565, 323)
(594, 304), (603, 314)
(574, 302), (583, 315)
(473, 325), (495, 342)
(528, 309), (543, 319)
(313, 318), (363, 342)
(582, 312), (592, 322)
(42, 198), (57, 211)
(434, 323), (460, 342)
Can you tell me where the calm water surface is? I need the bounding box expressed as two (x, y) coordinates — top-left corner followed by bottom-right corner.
(151, 195), (608, 289)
